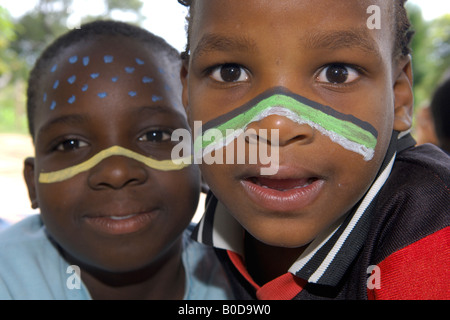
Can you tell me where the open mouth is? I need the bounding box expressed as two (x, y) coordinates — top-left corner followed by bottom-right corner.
(241, 175), (324, 212)
(248, 177), (319, 191)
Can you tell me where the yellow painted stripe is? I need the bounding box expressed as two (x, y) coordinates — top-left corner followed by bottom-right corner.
(39, 145), (192, 184)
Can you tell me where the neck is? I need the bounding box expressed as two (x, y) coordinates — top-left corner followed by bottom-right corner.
(244, 233), (306, 286)
(63, 240), (186, 300)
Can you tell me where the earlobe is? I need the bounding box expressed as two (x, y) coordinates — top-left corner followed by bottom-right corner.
(393, 56), (414, 132)
(24, 157), (39, 209)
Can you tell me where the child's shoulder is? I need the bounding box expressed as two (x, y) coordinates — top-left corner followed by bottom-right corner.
(380, 143), (449, 204)
(0, 214), (60, 273)
(181, 224), (234, 300)
(395, 143), (450, 179)
(363, 144), (449, 299)
(0, 214), (47, 246)
(376, 143), (449, 232)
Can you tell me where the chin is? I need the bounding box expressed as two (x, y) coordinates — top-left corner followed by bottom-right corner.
(246, 220), (317, 249)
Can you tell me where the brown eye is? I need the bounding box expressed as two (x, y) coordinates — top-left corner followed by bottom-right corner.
(210, 64), (250, 83)
(55, 139), (88, 151)
(317, 64), (359, 84)
(139, 130), (171, 142)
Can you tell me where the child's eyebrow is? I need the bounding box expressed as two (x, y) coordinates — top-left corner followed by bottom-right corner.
(137, 105), (188, 120)
(37, 114), (87, 138)
(302, 28), (382, 60)
(192, 33), (257, 60)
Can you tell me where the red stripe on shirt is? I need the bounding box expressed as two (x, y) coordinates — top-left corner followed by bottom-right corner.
(367, 227), (450, 300)
(227, 251), (306, 300)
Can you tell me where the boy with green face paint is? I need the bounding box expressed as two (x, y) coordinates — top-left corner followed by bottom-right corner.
(179, 0), (450, 299)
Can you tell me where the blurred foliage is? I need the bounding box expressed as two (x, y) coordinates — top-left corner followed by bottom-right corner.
(0, 1), (448, 135)
(407, 4), (450, 109)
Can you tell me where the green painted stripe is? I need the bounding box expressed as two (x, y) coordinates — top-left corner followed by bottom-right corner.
(195, 94), (377, 151)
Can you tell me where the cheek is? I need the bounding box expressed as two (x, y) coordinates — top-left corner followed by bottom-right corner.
(157, 169), (201, 217)
(36, 179), (86, 234)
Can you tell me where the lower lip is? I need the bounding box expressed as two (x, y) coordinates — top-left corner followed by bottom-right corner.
(241, 179), (325, 213)
(84, 211), (157, 236)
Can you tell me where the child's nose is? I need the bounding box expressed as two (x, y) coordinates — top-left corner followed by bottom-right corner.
(87, 155), (148, 190)
(246, 115), (314, 146)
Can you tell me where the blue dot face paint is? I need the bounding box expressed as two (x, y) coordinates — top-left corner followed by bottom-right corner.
(67, 75), (76, 84)
(69, 56), (78, 64)
(142, 76), (153, 84)
(104, 55), (114, 63)
(68, 95), (76, 104)
(44, 53), (166, 111)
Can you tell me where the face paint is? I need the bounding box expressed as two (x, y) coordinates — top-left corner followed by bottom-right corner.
(45, 55), (162, 110)
(38, 145), (192, 184)
(152, 95), (163, 102)
(69, 56), (78, 64)
(194, 87), (378, 161)
(67, 75), (76, 84)
(142, 76), (153, 84)
(104, 55), (114, 63)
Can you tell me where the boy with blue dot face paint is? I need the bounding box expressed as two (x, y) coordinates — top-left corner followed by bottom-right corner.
(0, 20), (233, 300)
(179, 0), (450, 299)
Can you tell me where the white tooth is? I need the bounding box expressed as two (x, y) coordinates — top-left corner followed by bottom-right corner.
(110, 214), (135, 220)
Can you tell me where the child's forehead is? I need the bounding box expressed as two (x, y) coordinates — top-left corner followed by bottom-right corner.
(38, 35), (183, 115)
(192, 0), (394, 54)
(51, 37), (159, 76)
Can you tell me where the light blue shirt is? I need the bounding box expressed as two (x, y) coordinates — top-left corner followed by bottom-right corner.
(0, 219), (9, 231)
(0, 215), (233, 300)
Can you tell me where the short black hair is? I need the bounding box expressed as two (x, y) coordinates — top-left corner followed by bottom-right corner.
(177, 0), (414, 62)
(27, 20), (180, 140)
(430, 76), (450, 150)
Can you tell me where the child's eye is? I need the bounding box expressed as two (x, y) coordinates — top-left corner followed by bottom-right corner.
(138, 130), (172, 142)
(209, 64), (250, 83)
(316, 64), (360, 84)
(55, 139), (89, 152)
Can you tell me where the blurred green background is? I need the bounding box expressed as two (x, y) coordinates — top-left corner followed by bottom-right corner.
(0, 0), (449, 136)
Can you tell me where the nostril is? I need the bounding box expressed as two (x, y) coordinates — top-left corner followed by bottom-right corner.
(88, 156), (148, 190)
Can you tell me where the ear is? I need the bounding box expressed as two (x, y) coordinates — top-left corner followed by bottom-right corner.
(180, 61), (190, 116)
(393, 56), (414, 132)
(24, 157), (39, 209)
